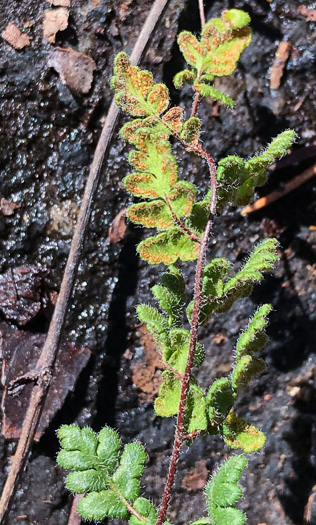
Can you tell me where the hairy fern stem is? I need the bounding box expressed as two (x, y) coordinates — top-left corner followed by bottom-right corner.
(157, 146), (217, 524)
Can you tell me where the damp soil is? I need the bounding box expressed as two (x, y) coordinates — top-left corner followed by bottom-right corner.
(0, 0), (315, 524)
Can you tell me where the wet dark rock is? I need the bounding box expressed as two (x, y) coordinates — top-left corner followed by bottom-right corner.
(0, 266), (44, 325)
(0, 0), (315, 523)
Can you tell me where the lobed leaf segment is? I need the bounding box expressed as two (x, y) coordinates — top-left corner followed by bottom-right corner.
(187, 238), (279, 325)
(216, 130), (296, 210)
(175, 9), (252, 107)
(137, 241), (277, 449)
(191, 455), (248, 525)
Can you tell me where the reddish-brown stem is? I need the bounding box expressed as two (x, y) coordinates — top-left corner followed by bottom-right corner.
(164, 365), (184, 380)
(191, 71), (203, 118)
(156, 145), (217, 525)
(191, 69), (203, 118)
(124, 502), (148, 523)
(191, 91), (201, 118)
(165, 195), (201, 243)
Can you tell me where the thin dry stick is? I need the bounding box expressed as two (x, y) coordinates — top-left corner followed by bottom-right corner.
(241, 162), (316, 216)
(198, 0), (206, 28)
(67, 495), (83, 525)
(157, 145), (218, 525)
(0, 1), (169, 522)
(191, 2), (205, 118)
(304, 489), (316, 524)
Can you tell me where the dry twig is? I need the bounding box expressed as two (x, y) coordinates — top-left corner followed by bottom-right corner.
(198, 0), (206, 28)
(303, 487), (316, 524)
(0, 0), (170, 521)
(241, 163), (316, 216)
(269, 40), (292, 90)
(67, 495), (83, 525)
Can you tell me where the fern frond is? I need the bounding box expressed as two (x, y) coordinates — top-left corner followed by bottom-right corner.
(236, 304), (272, 361)
(57, 426), (147, 521)
(206, 378), (235, 426)
(175, 8), (251, 109)
(222, 411), (266, 453)
(217, 130), (297, 209)
(180, 117), (201, 145)
(187, 239), (278, 325)
(155, 372), (208, 433)
(196, 84), (235, 108)
(151, 266), (186, 327)
(205, 455), (248, 525)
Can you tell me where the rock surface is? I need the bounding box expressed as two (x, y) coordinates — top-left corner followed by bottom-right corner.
(0, 0), (315, 523)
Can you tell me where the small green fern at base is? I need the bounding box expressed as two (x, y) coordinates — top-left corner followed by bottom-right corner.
(191, 455), (248, 525)
(57, 425), (148, 522)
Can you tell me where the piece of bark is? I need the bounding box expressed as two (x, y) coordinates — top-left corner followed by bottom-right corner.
(119, 2), (131, 21)
(48, 47), (96, 94)
(298, 5), (316, 22)
(212, 332), (228, 345)
(43, 8), (69, 44)
(0, 198), (20, 216)
(108, 209), (127, 243)
(1, 23), (30, 50)
(270, 40), (292, 90)
(181, 460), (209, 491)
(0, 323), (91, 440)
(46, 0), (70, 6)
(132, 325), (163, 404)
(0, 266), (44, 325)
